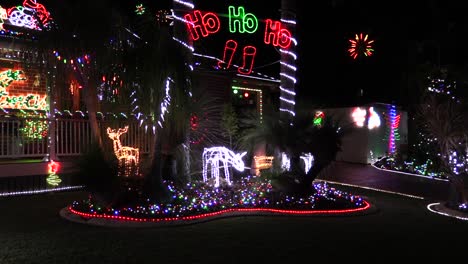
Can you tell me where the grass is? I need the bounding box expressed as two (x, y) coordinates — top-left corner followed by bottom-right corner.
(1, 185), (468, 263)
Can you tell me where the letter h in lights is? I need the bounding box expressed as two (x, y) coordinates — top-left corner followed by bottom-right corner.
(184, 10), (220, 40)
(264, 19), (292, 49)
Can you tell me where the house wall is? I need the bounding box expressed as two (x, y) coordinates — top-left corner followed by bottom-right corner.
(315, 103), (408, 164)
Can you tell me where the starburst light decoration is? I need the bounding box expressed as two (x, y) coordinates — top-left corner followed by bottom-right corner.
(348, 33), (374, 59)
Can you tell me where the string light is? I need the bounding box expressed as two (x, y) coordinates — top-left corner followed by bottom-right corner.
(228, 6), (258, 34)
(427, 203), (468, 221)
(279, 49), (297, 60)
(68, 179), (369, 224)
(202, 146), (247, 187)
(174, 0), (195, 9)
(300, 153), (314, 174)
(0, 186), (84, 197)
(173, 37), (194, 52)
(279, 73), (296, 84)
(279, 108), (295, 116)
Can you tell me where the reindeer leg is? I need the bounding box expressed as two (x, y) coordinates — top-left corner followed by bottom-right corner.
(223, 160), (231, 185)
(212, 161), (219, 187)
(202, 157), (207, 183)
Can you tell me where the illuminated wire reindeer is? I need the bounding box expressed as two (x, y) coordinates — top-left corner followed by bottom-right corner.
(202, 147), (247, 187)
(107, 126), (140, 177)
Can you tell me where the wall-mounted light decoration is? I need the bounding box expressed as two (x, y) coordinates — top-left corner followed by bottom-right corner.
(228, 6), (258, 34)
(386, 105), (400, 154)
(107, 126), (140, 177)
(367, 107), (381, 129)
(202, 146), (246, 187)
(0, 69), (26, 88)
(4, 0), (51, 31)
(18, 111), (48, 140)
(313, 111), (325, 127)
(184, 10), (220, 40)
(264, 19), (292, 49)
(351, 107), (367, 127)
(253, 156), (274, 176)
(46, 160), (61, 186)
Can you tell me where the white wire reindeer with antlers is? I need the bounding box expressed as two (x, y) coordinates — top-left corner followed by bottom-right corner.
(202, 147), (247, 187)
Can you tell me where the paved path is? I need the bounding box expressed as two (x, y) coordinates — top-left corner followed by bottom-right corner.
(317, 161), (451, 201)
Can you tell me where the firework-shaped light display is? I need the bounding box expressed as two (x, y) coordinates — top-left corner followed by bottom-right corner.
(348, 33), (374, 59)
(135, 4), (146, 15)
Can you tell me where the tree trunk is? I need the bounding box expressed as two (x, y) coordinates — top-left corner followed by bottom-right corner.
(79, 71), (102, 148)
(145, 128), (171, 202)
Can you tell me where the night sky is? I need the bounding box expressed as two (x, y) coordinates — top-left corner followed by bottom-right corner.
(39, 0), (468, 107)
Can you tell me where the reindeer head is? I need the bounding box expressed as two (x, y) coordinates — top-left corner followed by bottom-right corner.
(232, 151), (247, 172)
(106, 126), (129, 141)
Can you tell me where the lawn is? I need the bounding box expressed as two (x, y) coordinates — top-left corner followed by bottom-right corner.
(1, 184), (467, 263)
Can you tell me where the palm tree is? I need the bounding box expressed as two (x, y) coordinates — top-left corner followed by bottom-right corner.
(239, 111), (347, 195)
(44, 0), (133, 148)
(132, 9), (192, 202)
(417, 91), (468, 207)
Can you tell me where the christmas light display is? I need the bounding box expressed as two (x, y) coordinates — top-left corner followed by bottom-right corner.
(0, 69), (26, 88)
(107, 126), (140, 177)
(46, 160), (62, 186)
(68, 178), (369, 223)
(228, 6), (258, 34)
(264, 19), (292, 49)
(158, 78), (172, 128)
(174, 0), (195, 9)
(232, 86), (263, 121)
(18, 111), (48, 140)
(348, 33), (374, 59)
(386, 105), (400, 154)
(0, 6), (7, 30)
(253, 156), (274, 176)
(281, 152), (315, 173)
(351, 107), (366, 127)
(180, 3), (296, 78)
(135, 4), (145, 15)
(281, 152), (291, 171)
(218, 40), (237, 69)
(3, 0), (51, 31)
(184, 10), (220, 40)
(427, 203), (468, 221)
(0, 186), (83, 197)
(0, 92), (48, 110)
(202, 146), (247, 187)
(0, 68), (47, 110)
(313, 111), (324, 127)
(367, 107), (381, 129)
(300, 153), (314, 174)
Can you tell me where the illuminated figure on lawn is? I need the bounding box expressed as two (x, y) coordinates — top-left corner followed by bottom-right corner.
(202, 147), (247, 187)
(107, 126), (140, 177)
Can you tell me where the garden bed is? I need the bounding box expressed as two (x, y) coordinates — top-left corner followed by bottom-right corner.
(64, 177), (372, 227)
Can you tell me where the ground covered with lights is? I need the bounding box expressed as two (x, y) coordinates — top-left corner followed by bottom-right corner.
(65, 177), (370, 226)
